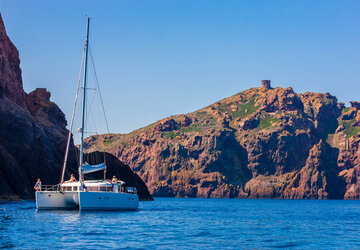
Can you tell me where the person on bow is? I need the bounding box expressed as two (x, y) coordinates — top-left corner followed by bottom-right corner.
(34, 179), (41, 191)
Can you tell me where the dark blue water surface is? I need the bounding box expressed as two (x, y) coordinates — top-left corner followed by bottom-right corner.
(1, 198), (360, 249)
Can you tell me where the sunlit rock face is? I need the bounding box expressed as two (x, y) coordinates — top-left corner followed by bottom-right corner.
(85, 79), (360, 199)
(0, 14), (26, 108)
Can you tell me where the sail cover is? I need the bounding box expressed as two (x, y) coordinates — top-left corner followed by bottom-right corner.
(82, 163), (106, 174)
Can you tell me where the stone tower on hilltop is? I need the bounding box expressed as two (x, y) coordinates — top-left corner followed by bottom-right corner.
(262, 80), (271, 90)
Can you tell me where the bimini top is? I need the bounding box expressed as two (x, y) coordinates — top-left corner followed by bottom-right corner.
(82, 162), (106, 174)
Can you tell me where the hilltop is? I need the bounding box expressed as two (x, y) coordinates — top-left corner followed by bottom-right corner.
(85, 80), (360, 199)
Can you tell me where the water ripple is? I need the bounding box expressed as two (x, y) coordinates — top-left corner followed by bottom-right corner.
(1, 199), (360, 248)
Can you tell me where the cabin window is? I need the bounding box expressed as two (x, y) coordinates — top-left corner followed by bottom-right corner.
(106, 187), (112, 192)
(63, 187), (72, 191)
(100, 186), (107, 192)
(73, 186), (78, 191)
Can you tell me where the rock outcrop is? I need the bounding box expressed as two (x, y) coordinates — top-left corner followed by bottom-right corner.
(0, 13), (69, 199)
(0, 14), (152, 201)
(85, 80), (360, 199)
(0, 14), (26, 108)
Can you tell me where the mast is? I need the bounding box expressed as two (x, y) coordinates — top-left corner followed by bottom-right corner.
(79, 16), (91, 182)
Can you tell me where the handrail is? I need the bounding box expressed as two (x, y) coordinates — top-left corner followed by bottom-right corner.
(38, 184), (60, 192)
(38, 184), (137, 194)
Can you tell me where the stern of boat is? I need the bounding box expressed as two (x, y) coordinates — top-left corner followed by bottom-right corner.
(36, 191), (79, 210)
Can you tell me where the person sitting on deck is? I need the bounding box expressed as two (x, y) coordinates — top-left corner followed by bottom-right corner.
(112, 176), (118, 183)
(34, 178), (41, 191)
(68, 174), (77, 183)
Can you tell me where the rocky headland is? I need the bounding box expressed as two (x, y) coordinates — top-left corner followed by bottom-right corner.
(2, 11), (360, 200)
(85, 80), (360, 199)
(0, 14), (152, 201)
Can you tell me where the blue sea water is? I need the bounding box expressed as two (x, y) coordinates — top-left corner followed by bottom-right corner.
(1, 198), (360, 249)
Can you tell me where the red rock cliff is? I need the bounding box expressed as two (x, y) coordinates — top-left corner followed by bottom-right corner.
(0, 14), (26, 108)
(85, 82), (360, 199)
(0, 13), (71, 199)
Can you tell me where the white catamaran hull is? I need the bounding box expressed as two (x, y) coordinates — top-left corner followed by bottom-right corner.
(78, 191), (139, 211)
(36, 191), (79, 210)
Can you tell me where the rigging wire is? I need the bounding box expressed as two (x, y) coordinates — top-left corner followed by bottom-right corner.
(89, 45), (110, 134)
(88, 45), (111, 173)
(60, 41), (85, 183)
(84, 62), (102, 167)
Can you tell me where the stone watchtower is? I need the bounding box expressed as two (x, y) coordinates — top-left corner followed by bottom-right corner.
(261, 80), (271, 90)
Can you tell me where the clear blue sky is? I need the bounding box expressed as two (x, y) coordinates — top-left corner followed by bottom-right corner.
(1, 0), (360, 134)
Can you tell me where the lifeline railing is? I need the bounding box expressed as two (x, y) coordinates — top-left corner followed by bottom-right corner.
(37, 184), (60, 192)
(37, 184), (137, 194)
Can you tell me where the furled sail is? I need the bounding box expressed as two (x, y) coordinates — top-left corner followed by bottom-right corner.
(82, 163), (106, 174)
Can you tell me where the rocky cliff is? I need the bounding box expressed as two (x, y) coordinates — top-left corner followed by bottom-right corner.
(85, 81), (360, 199)
(0, 14), (152, 201)
(0, 13), (67, 199)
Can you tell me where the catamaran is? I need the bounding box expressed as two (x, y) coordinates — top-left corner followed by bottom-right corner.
(35, 17), (139, 211)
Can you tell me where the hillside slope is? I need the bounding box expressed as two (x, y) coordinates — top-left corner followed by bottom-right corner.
(85, 80), (360, 199)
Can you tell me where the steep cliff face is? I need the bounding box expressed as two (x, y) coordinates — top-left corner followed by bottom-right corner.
(0, 14), (26, 108)
(328, 102), (360, 199)
(0, 13), (71, 199)
(0, 84), (68, 199)
(85, 81), (360, 199)
(0, 14), (152, 201)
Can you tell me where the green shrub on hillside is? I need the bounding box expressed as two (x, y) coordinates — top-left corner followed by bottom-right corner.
(339, 119), (360, 138)
(232, 98), (258, 118)
(104, 138), (115, 146)
(216, 106), (226, 113)
(195, 111), (207, 118)
(256, 116), (280, 130)
(162, 131), (176, 139)
(343, 107), (351, 113)
(180, 123), (201, 133)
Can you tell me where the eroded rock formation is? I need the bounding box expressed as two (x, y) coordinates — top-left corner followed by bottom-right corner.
(85, 81), (360, 199)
